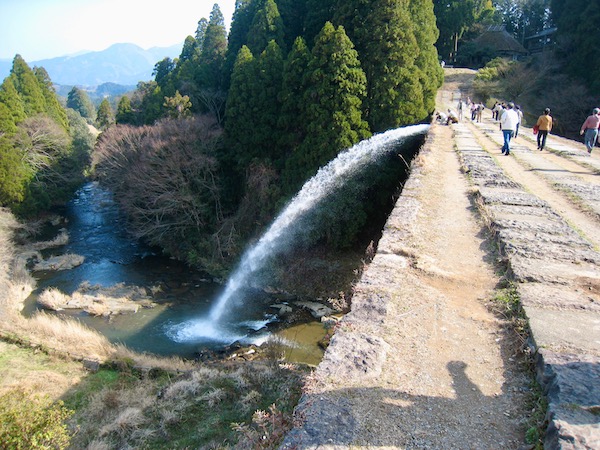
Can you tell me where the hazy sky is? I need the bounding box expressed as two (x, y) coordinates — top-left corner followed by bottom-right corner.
(0, 0), (237, 62)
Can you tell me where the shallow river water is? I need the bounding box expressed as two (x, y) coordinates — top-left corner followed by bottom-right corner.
(24, 182), (325, 365)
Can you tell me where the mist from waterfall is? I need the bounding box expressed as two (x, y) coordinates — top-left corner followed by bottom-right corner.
(167, 124), (429, 344)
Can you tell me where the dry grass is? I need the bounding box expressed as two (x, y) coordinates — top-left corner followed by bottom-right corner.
(30, 228), (69, 250)
(66, 360), (307, 449)
(37, 283), (156, 316)
(0, 208), (191, 370)
(1, 207), (308, 448)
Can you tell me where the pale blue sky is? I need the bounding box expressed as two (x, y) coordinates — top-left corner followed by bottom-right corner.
(0, 0), (236, 62)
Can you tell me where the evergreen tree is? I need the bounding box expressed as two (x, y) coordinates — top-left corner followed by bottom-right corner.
(254, 40), (284, 162)
(196, 3), (228, 91)
(246, 0), (286, 55)
(551, 0), (600, 91)
(275, 0), (308, 50)
(116, 95), (135, 124)
(224, 0), (261, 88)
(163, 91), (192, 119)
(154, 57), (176, 88)
(278, 36), (310, 152)
(34, 67), (69, 130)
(174, 39), (199, 100)
(66, 108), (94, 171)
(66, 87), (96, 122)
(0, 76), (26, 130)
(409, 0), (444, 115)
(335, 0), (425, 131)
(195, 17), (209, 46)
(433, 0), (495, 62)
(0, 135), (31, 206)
(224, 45), (260, 170)
(0, 103), (18, 135)
(134, 81), (164, 125)
(9, 55), (46, 117)
(285, 22), (370, 191)
(303, 0), (335, 46)
(495, 0), (550, 41)
(96, 98), (114, 130)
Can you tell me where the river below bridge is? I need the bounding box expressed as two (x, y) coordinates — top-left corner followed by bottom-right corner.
(23, 182), (326, 365)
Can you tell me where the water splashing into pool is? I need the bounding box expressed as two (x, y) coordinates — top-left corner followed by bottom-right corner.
(167, 124), (429, 344)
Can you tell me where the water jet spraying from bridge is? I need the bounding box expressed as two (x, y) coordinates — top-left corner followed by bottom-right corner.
(168, 124), (429, 344)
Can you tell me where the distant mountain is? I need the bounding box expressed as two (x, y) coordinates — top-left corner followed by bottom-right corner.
(0, 42), (181, 86)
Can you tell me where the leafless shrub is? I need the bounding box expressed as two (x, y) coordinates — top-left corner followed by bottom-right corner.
(196, 89), (227, 125)
(232, 404), (291, 449)
(93, 116), (223, 260)
(17, 116), (71, 173)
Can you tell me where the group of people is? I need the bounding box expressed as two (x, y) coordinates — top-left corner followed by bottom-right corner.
(457, 98), (486, 122)
(499, 103), (549, 155)
(437, 95), (600, 156)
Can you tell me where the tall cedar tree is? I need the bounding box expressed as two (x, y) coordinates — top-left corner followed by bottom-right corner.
(0, 77), (26, 130)
(34, 67), (69, 130)
(0, 133), (31, 205)
(0, 103), (18, 136)
(254, 40), (285, 163)
(284, 22), (370, 192)
(433, 0), (494, 62)
(495, 0), (550, 40)
(334, 0), (425, 131)
(154, 57), (176, 89)
(135, 81), (163, 125)
(96, 98), (114, 130)
(246, 0), (286, 56)
(303, 0), (335, 46)
(409, 0), (444, 115)
(551, 0), (600, 92)
(275, 0), (307, 51)
(196, 4), (228, 92)
(1, 56), (90, 213)
(116, 96), (135, 124)
(174, 37), (199, 91)
(9, 55), (46, 117)
(224, 45), (261, 171)
(67, 87), (96, 122)
(224, 0), (261, 89)
(195, 17), (209, 45)
(278, 36), (311, 153)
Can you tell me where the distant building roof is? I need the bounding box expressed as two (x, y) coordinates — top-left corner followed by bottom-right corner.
(473, 26), (528, 55)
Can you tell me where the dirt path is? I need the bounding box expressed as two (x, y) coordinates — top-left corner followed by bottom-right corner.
(443, 69), (600, 252)
(367, 117), (530, 448)
(283, 70), (532, 448)
(471, 121), (600, 250)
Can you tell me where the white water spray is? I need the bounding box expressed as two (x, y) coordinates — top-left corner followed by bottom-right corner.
(168, 124), (429, 343)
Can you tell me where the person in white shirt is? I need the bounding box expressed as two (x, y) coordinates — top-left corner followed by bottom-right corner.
(499, 102), (520, 155)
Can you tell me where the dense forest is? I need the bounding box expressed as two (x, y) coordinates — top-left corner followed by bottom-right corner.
(90, 0), (445, 275)
(0, 0), (596, 276)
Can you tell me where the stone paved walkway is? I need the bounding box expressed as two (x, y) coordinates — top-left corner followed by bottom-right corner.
(445, 90), (600, 449)
(281, 86), (600, 449)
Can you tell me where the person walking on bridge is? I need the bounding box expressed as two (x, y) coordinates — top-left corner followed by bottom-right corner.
(499, 102), (519, 156)
(535, 108), (553, 151)
(580, 108), (600, 154)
